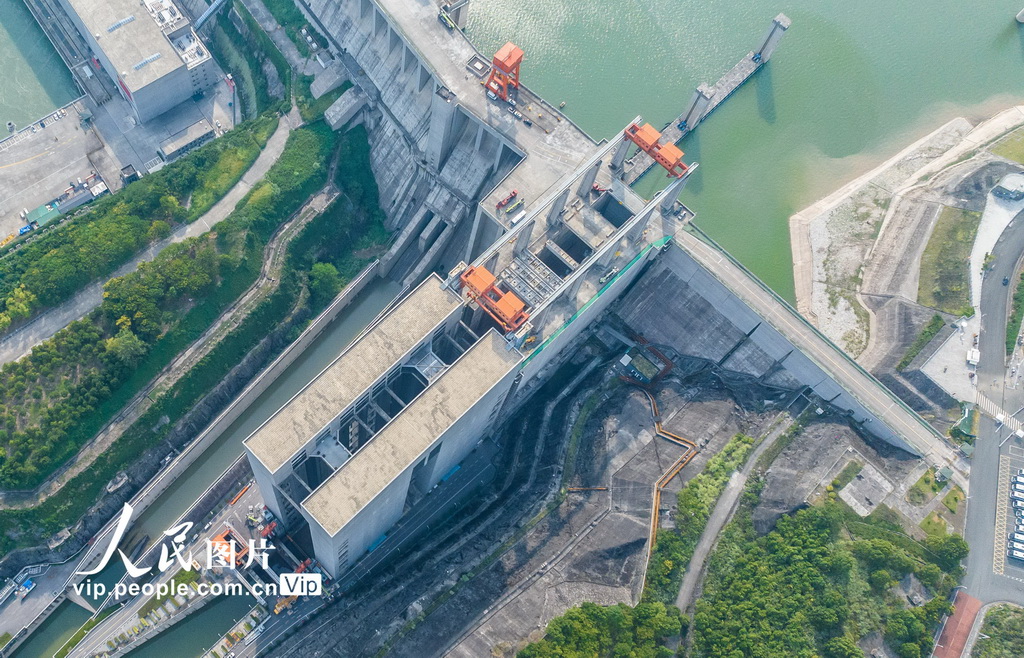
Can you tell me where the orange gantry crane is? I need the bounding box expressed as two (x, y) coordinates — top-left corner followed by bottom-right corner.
(624, 122), (689, 178)
(459, 265), (529, 332)
(484, 42), (524, 101)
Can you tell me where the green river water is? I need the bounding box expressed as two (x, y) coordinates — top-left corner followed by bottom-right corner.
(0, 0), (77, 128)
(470, 0), (1024, 298)
(4, 0), (1024, 655)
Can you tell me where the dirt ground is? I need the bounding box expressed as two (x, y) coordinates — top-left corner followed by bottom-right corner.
(428, 377), (777, 658)
(753, 413), (920, 534)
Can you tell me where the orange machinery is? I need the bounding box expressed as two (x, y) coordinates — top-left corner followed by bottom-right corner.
(460, 266), (529, 332)
(624, 123), (689, 178)
(484, 42), (523, 101)
(211, 528), (248, 568)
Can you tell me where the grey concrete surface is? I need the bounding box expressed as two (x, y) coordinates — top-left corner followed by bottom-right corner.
(87, 78), (236, 177)
(0, 102), (100, 238)
(0, 108), (296, 366)
(674, 230), (962, 473)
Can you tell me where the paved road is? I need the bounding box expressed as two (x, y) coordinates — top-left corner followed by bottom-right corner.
(0, 110), (298, 366)
(675, 229), (961, 475)
(71, 485), (268, 657)
(963, 204), (1024, 607)
(674, 417), (791, 612)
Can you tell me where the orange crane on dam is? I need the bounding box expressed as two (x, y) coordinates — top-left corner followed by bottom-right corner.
(623, 122), (689, 178)
(484, 42), (524, 101)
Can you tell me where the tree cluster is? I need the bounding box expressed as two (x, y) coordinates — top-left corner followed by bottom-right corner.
(692, 502), (963, 658)
(518, 602), (684, 658)
(645, 433), (755, 603)
(0, 115), (276, 333)
(0, 124), (332, 492)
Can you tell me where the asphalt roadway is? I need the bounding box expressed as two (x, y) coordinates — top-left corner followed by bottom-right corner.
(963, 204), (1024, 606)
(71, 483), (267, 657)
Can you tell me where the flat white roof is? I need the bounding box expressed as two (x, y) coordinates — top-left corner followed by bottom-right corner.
(244, 276), (462, 473)
(302, 330), (522, 536)
(66, 0), (188, 90)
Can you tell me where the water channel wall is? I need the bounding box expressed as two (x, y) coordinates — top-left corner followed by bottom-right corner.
(66, 261), (381, 578)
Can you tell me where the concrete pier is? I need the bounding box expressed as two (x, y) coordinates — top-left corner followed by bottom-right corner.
(623, 13), (790, 185)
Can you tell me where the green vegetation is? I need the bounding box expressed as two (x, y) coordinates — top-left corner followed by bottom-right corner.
(1006, 272), (1024, 354)
(54, 606), (119, 658)
(138, 569), (200, 618)
(207, 2), (291, 119)
(950, 407), (977, 444)
(644, 433), (756, 604)
(906, 467), (946, 506)
(0, 124), (383, 550)
(972, 604), (1024, 657)
(919, 511), (947, 538)
(897, 314), (945, 371)
(0, 116), (277, 334)
(942, 485), (964, 514)
(991, 126), (1024, 164)
(517, 602), (684, 658)
(693, 486), (965, 658)
(295, 74), (352, 123)
(917, 206), (981, 315)
(209, 20), (266, 118)
(262, 0), (322, 57)
(0, 632), (10, 648)
(754, 416), (806, 472)
(834, 460), (864, 490)
(560, 388), (607, 489)
(233, 1), (292, 95)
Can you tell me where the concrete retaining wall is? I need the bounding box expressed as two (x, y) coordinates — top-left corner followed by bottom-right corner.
(621, 245), (920, 454)
(70, 262), (382, 577)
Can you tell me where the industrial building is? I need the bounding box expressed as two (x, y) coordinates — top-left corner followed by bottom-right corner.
(241, 0), (955, 582)
(54, 0), (219, 122)
(244, 106), (702, 577)
(158, 119), (214, 161)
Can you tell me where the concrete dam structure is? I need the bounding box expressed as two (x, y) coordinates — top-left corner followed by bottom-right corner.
(300, 0), (599, 285)
(239, 0), (962, 578)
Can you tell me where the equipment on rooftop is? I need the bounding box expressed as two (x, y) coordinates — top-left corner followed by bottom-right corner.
(459, 266), (529, 332)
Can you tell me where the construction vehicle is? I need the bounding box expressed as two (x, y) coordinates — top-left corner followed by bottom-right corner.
(484, 42), (523, 101)
(504, 198), (524, 214)
(591, 183), (610, 194)
(273, 595), (297, 614)
(437, 10), (455, 31)
(496, 190), (518, 209)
